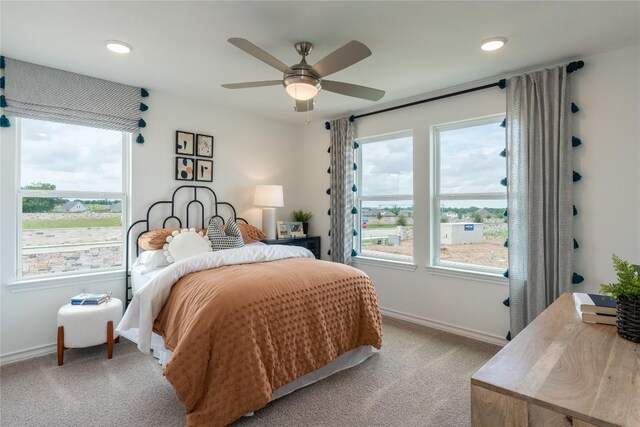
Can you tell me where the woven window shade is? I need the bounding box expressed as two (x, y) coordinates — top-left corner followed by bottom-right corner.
(3, 57), (142, 133)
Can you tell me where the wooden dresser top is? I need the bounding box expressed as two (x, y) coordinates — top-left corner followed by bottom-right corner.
(472, 293), (640, 426)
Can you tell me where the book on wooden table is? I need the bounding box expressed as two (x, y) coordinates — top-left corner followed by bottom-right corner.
(573, 292), (617, 315)
(70, 293), (111, 305)
(578, 311), (617, 326)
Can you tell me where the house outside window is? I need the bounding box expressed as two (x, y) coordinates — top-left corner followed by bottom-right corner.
(16, 118), (129, 279)
(431, 115), (507, 274)
(356, 130), (413, 263)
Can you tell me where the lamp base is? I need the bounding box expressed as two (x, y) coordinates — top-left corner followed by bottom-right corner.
(262, 208), (276, 240)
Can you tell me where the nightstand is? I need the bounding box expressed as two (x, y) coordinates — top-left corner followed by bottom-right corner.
(261, 236), (321, 259)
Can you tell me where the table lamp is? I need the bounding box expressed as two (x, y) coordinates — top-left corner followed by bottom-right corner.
(253, 185), (284, 240)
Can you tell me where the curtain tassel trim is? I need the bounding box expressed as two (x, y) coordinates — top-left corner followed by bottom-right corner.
(0, 56), (5, 69)
(352, 184), (357, 192)
(327, 146), (331, 153)
(503, 239), (508, 248)
(353, 229), (358, 237)
(138, 118), (146, 128)
(351, 207), (358, 214)
(0, 115), (10, 128)
(502, 269), (509, 278)
(0, 95), (6, 108)
(500, 119), (506, 128)
(503, 208), (508, 217)
(502, 297), (510, 307)
(572, 272), (585, 284)
(326, 188), (331, 195)
(140, 102), (148, 111)
(573, 205), (578, 216)
(573, 171), (582, 182)
(327, 167), (331, 174)
(500, 177), (508, 186)
(499, 149), (507, 157)
(325, 122), (331, 130)
(353, 163), (358, 171)
(571, 102), (580, 113)
(141, 88), (149, 97)
(327, 209), (331, 216)
(136, 134), (144, 144)
(0, 76), (4, 89)
(506, 331), (512, 341)
(574, 238), (579, 249)
(572, 136), (582, 147)
(351, 249), (358, 256)
(354, 142), (360, 149)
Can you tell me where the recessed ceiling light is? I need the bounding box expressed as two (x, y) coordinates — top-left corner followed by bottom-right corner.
(480, 37), (507, 51)
(105, 40), (133, 54)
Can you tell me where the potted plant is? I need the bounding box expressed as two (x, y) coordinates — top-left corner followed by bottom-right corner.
(600, 254), (640, 343)
(291, 210), (313, 235)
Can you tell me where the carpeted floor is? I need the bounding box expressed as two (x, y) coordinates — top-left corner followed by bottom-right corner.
(0, 318), (500, 426)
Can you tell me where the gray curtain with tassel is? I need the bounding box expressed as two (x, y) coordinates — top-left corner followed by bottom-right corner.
(329, 117), (355, 265)
(506, 65), (574, 337)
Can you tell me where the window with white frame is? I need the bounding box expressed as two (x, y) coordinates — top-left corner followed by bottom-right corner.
(432, 115), (507, 274)
(356, 130), (413, 262)
(17, 118), (129, 278)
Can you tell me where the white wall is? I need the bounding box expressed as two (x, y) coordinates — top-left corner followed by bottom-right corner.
(0, 90), (304, 363)
(302, 45), (640, 345)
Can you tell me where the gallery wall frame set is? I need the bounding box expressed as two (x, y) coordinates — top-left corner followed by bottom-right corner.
(175, 130), (214, 181)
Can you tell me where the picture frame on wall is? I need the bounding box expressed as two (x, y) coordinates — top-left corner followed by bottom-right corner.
(195, 159), (213, 182)
(196, 134), (214, 158)
(176, 131), (195, 155)
(176, 157), (194, 181)
(289, 221), (305, 238)
(277, 221), (290, 239)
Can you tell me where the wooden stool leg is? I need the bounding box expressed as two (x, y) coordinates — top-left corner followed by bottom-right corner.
(107, 320), (114, 359)
(57, 326), (64, 366)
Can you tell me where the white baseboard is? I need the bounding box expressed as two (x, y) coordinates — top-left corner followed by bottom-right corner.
(0, 343), (57, 366)
(381, 307), (507, 347)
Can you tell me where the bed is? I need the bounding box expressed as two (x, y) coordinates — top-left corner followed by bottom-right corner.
(116, 186), (383, 426)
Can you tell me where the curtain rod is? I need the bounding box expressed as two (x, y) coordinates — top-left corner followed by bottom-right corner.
(345, 60), (584, 122)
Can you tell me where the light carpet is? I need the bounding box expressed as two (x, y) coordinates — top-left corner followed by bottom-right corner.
(0, 318), (500, 426)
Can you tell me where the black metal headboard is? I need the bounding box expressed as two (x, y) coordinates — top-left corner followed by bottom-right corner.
(125, 185), (247, 306)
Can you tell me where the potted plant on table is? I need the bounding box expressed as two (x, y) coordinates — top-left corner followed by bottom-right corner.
(600, 254), (640, 343)
(291, 210), (313, 235)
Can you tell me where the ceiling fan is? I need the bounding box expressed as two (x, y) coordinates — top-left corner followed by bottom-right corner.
(221, 38), (385, 112)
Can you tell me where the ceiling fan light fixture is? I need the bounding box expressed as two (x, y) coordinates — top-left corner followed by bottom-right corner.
(480, 37), (507, 51)
(284, 75), (321, 101)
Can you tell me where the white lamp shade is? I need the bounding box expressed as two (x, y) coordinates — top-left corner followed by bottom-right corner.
(254, 185), (284, 207)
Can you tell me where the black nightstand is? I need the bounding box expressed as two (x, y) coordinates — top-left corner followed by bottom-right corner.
(261, 236), (321, 259)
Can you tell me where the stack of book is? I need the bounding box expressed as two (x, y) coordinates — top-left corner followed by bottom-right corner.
(573, 292), (617, 325)
(70, 292), (111, 305)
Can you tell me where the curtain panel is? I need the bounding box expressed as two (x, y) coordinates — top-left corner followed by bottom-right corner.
(329, 117), (355, 265)
(506, 65), (574, 337)
(3, 57), (144, 133)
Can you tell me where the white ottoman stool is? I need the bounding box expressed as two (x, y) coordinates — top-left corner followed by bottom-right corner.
(57, 297), (122, 366)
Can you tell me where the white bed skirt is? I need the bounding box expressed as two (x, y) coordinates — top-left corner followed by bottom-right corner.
(120, 328), (375, 408)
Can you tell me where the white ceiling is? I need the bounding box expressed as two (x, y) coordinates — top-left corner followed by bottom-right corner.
(1, 1), (639, 125)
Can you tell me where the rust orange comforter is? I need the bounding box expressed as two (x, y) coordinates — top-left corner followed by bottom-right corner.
(152, 257), (382, 426)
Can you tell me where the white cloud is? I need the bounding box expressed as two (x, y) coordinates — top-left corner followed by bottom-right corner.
(20, 119), (123, 192)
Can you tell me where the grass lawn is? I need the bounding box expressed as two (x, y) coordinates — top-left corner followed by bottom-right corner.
(363, 224), (399, 229)
(23, 217), (122, 229)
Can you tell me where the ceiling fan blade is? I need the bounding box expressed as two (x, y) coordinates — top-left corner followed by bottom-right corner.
(227, 38), (292, 74)
(221, 80), (282, 89)
(322, 80), (385, 101)
(311, 41), (372, 78)
(294, 99), (315, 112)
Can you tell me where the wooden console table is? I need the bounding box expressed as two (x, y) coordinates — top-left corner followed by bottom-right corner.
(471, 293), (639, 426)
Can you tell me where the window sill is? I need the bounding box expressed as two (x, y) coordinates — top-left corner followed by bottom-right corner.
(353, 256), (417, 272)
(5, 269), (125, 293)
(426, 265), (507, 286)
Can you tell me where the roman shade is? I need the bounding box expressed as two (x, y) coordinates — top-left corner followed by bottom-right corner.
(2, 57), (148, 136)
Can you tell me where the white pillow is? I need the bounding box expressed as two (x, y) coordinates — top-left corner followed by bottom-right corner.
(163, 228), (212, 264)
(133, 249), (169, 273)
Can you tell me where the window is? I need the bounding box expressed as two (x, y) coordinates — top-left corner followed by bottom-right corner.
(356, 131), (413, 262)
(432, 115), (507, 274)
(17, 118), (129, 278)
